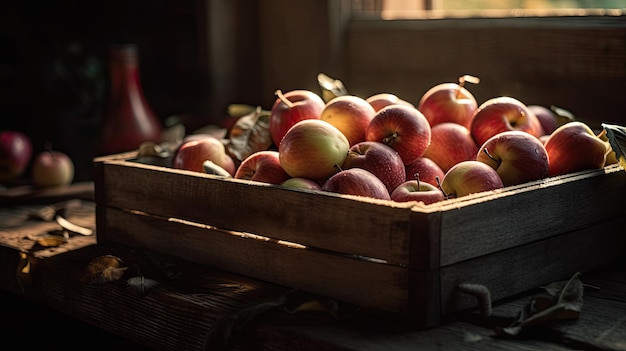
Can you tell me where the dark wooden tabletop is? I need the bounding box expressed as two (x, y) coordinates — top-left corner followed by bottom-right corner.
(1, 198), (624, 351)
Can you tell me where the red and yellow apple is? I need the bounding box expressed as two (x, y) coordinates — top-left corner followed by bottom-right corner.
(404, 157), (446, 188)
(476, 130), (549, 186)
(422, 122), (478, 173)
(544, 121), (607, 176)
(279, 119), (350, 180)
(366, 104), (431, 165)
(173, 136), (236, 175)
(341, 141), (406, 194)
(269, 89), (325, 146)
(417, 75), (479, 129)
(440, 160), (504, 199)
(321, 168), (391, 200)
(391, 179), (444, 205)
(365, 93), (414, 112)
(321, 95), (376, 146)
(470, 96), (543, 147)
(234, 150), (290, 184)
(0, 130), (32, 183)
(281, 177), (322, 191)
(32, 149), (74, 187)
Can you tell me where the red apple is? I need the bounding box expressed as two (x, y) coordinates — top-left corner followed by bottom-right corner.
(440, 160), (504, 199)
(321, 95), (377, 146)
(281, 177), (322, 191)
(417, 75), (480, 129)
(366, 104), (431, 165)
(234, 150), (290, 184)
(391, 179), (445, 205)
(321, 168), (391, 200)
(422, 122), (478, 173)
(366, 93), (414, 112)
(544, 121), (607, 177)
(528, 105), (559, 136)
(173, 136), (236, 175)
(476, 130), (549, 187)
(32, 149), (74, 187)
(342, 141), (406, 194)
(404, 157), (445, 188)
(469, 96), (543, 148)
(269, 89), (326, 146)
(0, 130), (32, 183)
(279, 119), (350, 180)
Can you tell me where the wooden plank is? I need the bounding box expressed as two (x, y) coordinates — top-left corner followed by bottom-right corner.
(99, 207), (411, 316)
(439, 215), (626, 316)
(96, 157), (415, 265)
(438, 165), (626, 266)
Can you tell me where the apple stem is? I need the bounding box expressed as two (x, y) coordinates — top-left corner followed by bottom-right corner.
(435, 176), (450, 199)
(382, 132), (398, 145)
(275, 90), (294, 108)
(334, 164), (343, 172)
(482, 147), (499, 165)
(456, 75), (480, 99)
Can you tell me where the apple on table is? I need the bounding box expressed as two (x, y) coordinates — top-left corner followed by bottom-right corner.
(0, 130), (32, 184)
(366, 104), (432, 166)
(31, 145), (75, 188)
(321, 95), (377, 146)
(476, 130), (549, 186)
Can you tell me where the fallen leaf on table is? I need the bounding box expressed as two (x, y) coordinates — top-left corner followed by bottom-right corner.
(495, 272), (584, 337)
(79, 255), (128, 284)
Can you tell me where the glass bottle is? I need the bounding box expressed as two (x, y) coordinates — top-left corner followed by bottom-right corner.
(97, 44), (162, 155)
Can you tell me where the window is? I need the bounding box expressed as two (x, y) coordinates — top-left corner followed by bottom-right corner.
(353, 0), (626, 19)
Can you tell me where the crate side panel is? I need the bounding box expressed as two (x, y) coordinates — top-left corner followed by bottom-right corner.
(439, 167), (626, 265)
(439, 215), (626, 316)
(100, 207), (412, 314)
(99, 161), (414, 264)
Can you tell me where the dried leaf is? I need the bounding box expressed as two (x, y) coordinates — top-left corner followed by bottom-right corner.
(602, 123), (626, 169)
(79, 255), (128, 284)
(16, 252), (32, 293)
(226, 106), (273, 162)
(127, 275), (160, 296)
(317, 73), (348, 102)
(35, 235), (67, 247)
(203, 295), (287, 350)
(495, 272), (584, 337)
(203, 160), (232, 178)
(284, 299), (340, 319)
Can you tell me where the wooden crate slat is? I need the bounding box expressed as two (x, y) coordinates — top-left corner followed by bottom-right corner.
(99, 206), (411, 315)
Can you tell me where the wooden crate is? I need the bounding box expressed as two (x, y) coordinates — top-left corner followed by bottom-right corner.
(93, 152), (626, 328)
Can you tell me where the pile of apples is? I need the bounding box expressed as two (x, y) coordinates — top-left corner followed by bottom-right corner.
(171, 75), (615, 205)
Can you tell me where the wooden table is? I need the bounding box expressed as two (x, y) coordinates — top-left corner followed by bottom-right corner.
(1, 199), (625, 350)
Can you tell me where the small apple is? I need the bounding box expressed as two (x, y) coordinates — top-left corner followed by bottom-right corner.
(528, 105), (559, 136)
(422, 122), (478, 173)
(0, 130), (32, 183)
(173, 136), (236, 175)
(440, 160), (504, 199)
(469, 96), (543, 148)
(544, 121), (607, 177)
(281, 177), (322, 191)
(404, 157), (445, 188)
(32, 148), (74, 187)
(391, 179), (445, 205)
(341, 141), (406, 194)
(366, 93), (414, 112)
(417, 75), (480, 129)
(234, 150), (290, 184)
(321, 95), (377, 146)
(279, 119), (350, 180)
(269, 89), (326, 146)
(366, 104), (431, 165)
(321, 168), (391, 200)
(476, 130), (549, 186)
